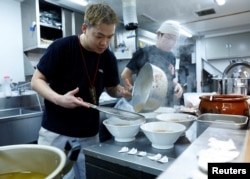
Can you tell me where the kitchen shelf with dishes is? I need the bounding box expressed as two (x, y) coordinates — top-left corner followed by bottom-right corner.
(21, 0), (62, 53)
(21, 0), (83, 54)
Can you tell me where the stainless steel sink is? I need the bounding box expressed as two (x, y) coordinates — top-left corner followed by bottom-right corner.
(0, 107), (43, 146)
(0, 108), (40, 118)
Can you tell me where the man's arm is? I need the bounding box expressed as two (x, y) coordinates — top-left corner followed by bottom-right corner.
(121, 67), (134, 90)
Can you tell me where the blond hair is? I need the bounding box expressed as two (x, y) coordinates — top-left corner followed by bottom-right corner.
(84, 2), (119, 27)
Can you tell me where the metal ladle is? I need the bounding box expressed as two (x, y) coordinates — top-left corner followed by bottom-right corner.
(86, 102), (144, 120)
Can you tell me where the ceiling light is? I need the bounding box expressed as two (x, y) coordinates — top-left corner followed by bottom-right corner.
(70, 0), (88, 6)
(180, 28), (192, 38)
(214, 0), (226, 6)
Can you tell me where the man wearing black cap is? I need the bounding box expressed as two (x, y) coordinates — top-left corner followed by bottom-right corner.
(121, 20), (183, 107)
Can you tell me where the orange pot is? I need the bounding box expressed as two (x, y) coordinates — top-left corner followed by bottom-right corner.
(199, 94), (249, 117)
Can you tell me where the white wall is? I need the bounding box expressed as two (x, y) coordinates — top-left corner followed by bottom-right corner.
(0, 0), (25, 84)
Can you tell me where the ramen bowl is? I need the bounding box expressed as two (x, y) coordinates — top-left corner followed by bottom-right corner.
(103, 117), (146, 142)
(140, 121), (186, 149)
(156, 113), (196, 133)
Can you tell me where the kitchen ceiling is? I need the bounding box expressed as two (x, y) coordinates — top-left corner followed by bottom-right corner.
(47, 0), (250, 37)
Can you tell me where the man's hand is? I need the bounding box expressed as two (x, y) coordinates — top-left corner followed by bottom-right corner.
(174, 83), (183, 98)
(56, 87), (89, 108)
(124, 78), (133, 92)
(119, 86), (132, 99)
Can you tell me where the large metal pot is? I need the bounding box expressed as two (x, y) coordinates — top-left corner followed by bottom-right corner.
(131, 63), (168, 112)
(222, 61), (250, 95)
(0, 144), (66, 179)
(0, 141), (80, 179)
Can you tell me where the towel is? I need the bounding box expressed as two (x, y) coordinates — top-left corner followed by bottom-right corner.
(197, 137), (240, 172)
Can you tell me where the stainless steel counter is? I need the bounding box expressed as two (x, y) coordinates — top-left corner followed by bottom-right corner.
(84, 118), (249, 178)
(84, 120), (197, 177)
(157, 127), (249, 179)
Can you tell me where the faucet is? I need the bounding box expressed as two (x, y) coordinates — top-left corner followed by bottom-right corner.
(11, 82), (31, 95)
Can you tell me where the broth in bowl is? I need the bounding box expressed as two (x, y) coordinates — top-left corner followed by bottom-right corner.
(156, 113), (196, 132)
(153, 129), (173, 133)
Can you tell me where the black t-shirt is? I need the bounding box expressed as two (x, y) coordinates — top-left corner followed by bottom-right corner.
(37, 35), (120, 137)
(126, 45), (176, 106)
